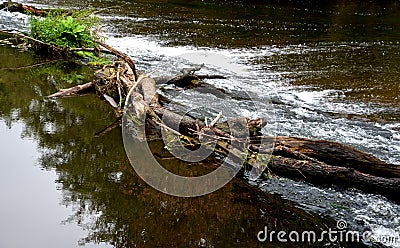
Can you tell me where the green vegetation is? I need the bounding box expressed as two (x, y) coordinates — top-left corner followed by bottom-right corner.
(75, 51), (111, 66)
(28, 9), (110, 66)
(29, 9), (99, 48)
(30, 60), (96, 87)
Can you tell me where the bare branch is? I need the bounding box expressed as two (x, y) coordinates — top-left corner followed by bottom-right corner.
(210, 112), (222, 127)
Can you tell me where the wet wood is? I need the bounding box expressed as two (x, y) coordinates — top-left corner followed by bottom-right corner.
(154, 74), (226, 86)
(47, 80), (98, 97)
(96, 40), (138, 80)
(0, 1), (47, 16)
(269, 145), (400, 201)
(139, 77), (158, 104)
(273, 136), (400, 178)
(48, 57), (400, 202)
(144, 73), (400, 201)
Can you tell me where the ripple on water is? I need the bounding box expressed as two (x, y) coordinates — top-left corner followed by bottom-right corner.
(0, 10), (29, 32)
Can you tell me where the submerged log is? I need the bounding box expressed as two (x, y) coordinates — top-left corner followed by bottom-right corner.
(154, 74), (226, 87)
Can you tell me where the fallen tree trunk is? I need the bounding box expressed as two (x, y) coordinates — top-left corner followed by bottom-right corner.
(47, 57), (400, 202)
(121, 61), (400, 201)
(269, 145), (400, 200)
(273, 136), (400, 178)
(154, 74), (226, 87)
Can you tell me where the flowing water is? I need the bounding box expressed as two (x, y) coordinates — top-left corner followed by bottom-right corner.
(1, 0), (400, 247)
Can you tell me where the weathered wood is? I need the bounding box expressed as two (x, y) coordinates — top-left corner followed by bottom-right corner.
(269, 145), (400, 202)
(139, 77), (158, 104)
(47, 80), (98, 98)
(273, 136), (400, 178)
(46, 55), (400, 202)
(153, 106), (199, 134)
(115, 62), (400, 202)
(154, 74), (226, 86)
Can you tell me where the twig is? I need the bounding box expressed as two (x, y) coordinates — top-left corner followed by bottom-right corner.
(69, 47), (114, 55)
(188, 128), (234, 142)
(159, 120), (183, 137)
(195, 119), (200, 133)
(0, 30), (113, 56)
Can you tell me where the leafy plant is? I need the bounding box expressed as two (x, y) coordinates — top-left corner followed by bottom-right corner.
(75, 51), (111, 66)
(28, 9), (111, 66)
(29, 8), (99, 48)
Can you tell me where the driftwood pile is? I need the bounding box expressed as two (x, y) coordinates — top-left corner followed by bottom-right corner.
(46, 56), (400, 203)
(2, 2), (399, 203)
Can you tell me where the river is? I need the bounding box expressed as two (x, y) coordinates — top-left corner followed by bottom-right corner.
(0, 0), (399, 247)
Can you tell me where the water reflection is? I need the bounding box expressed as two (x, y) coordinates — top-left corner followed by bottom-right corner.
(0, 46), (110, 247)
(0, 121), (99, 248)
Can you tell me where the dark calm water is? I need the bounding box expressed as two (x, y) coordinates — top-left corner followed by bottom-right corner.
(1, 0), (400, 247)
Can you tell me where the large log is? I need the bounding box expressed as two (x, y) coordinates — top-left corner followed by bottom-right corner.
(269, 145), (400, 201)
(50, 60), (400, 202)
(250, 136), (400, 179)
(274, 136), (400, 178)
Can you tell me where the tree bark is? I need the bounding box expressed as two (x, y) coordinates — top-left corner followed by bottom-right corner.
(273, 136), (400, 178)
(269, 145), (400, 201)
